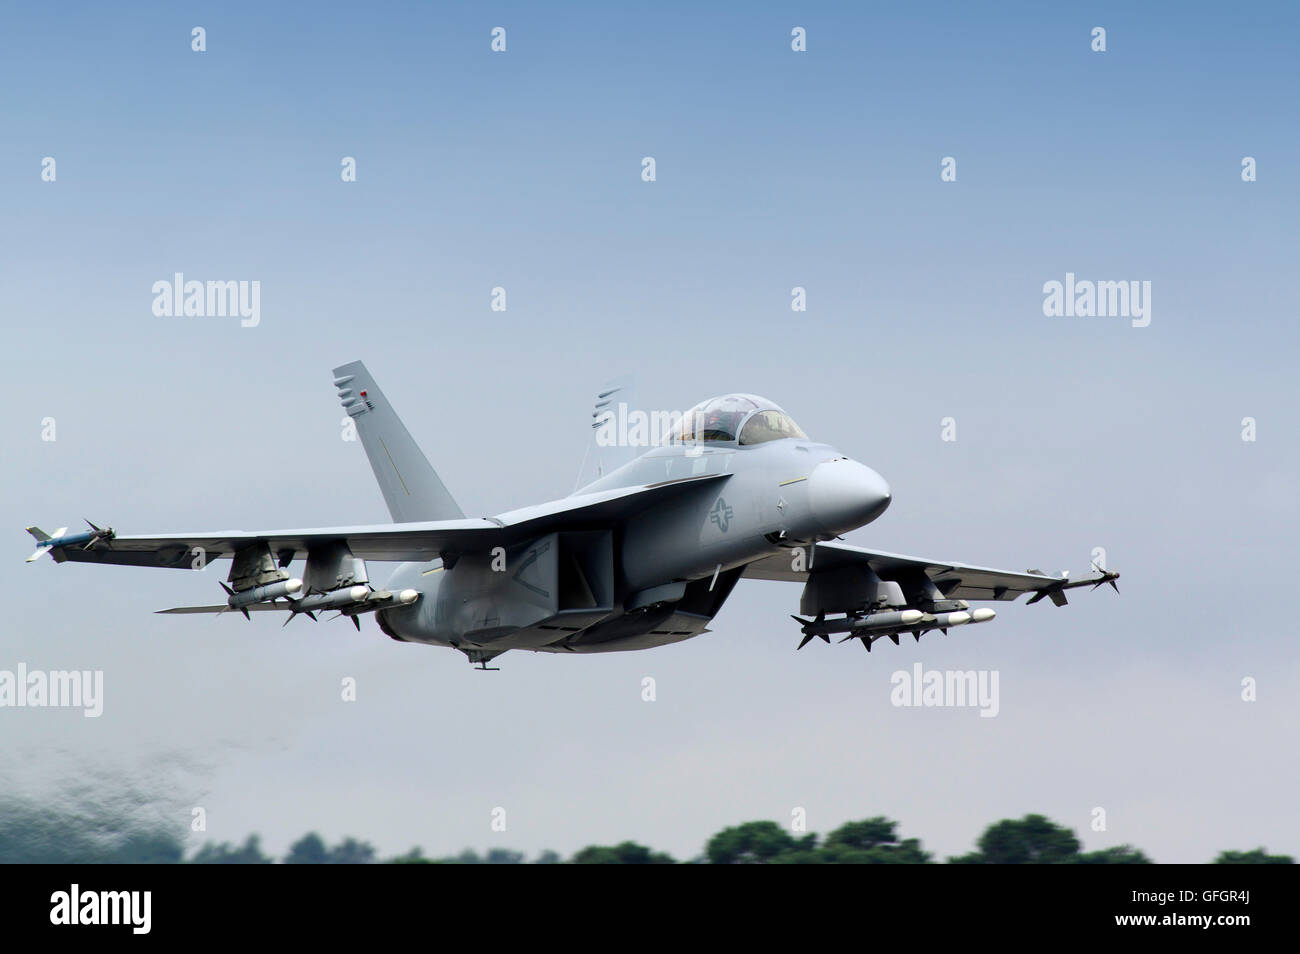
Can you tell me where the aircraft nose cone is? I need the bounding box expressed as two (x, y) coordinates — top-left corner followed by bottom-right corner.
(807, 459), (891, 534)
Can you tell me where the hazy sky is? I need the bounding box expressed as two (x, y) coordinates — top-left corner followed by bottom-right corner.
(2, 1), (1296, 862)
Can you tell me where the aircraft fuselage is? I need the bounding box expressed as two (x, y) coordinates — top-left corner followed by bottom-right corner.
(375, 440), (891, 656)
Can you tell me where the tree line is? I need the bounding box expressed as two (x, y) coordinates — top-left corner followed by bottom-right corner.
(135, 815), (1300, 864)
(0, 791), (1288, 863)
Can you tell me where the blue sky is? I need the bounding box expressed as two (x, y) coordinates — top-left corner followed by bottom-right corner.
(1, 1), (1296, 862)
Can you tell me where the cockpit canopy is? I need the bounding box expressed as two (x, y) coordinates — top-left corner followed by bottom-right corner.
(666, 393), (808, 446)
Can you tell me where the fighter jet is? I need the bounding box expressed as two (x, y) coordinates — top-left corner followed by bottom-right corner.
(25, 361), (1117, 669)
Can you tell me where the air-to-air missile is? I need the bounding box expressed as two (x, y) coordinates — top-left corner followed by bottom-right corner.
(221, 578), (304, 609)
(792, 609), (925, 649)
(793, 606), (998, 651)
(25, 521), (115, 562)
(285, 585), (420, 630)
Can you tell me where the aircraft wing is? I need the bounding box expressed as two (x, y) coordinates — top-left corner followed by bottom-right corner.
(742, 541), (1118, 604)
(36, 474), (728, 569)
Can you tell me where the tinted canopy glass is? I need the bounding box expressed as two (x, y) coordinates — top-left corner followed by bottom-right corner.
(739, 409), (807, 445)
(666, 394), (806, 445)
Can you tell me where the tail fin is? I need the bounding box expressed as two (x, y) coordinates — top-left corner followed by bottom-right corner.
(332, 361), (464, 523)
(25, 526), (62, 562)
(573, 374), (639, 492)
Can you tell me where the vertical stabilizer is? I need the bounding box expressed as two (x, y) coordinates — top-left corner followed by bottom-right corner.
(573, 374), (640, 492)
(332, 361), (464, 523)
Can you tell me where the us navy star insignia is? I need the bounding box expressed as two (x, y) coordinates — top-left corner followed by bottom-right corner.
(709, 497), (735, 532)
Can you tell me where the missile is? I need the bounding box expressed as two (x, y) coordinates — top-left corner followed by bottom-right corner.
(852, 609), (925, 632)
(926, 610), (972, 628)
(25, 521), (115, 562)
(283, 587), (420, 631)
(906, 607), (996, 638)
(797, 609), (923, 639)
(224, 578), (303, 609)
(338, 588), (421, 617)
(833, 610), (926, 642)
(797, 607), (992, 650)
(294, 585), (372, 613)
(914, 608), (997, 631)
(317, 587), (422, 633)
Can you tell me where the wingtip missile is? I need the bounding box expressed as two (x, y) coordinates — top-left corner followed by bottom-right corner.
(25, 527), (55, 561)
(23, 522), (114, 561)
(25, 529), (50, 561)
(1089, 565), (1120, 594)
(1029, 567), (1120, 605)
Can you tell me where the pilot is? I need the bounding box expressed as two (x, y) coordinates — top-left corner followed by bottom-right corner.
(701, 409), (737, 442)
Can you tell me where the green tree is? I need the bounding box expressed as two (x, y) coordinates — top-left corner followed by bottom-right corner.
(819, 817), (932, 864)
(327, 837), (376, 864)
(190, 834), (272, 864)
(1077, 845), (1152, 864)
(1213, 848), (1294, 864)
(949, 814), (1081, 864)
(571, 841), (675, 864)
(389, 847), (431, 864)
(284, 832), (329, 864)
(706, 821), (798, 864)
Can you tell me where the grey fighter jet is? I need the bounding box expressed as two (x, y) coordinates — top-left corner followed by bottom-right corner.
(25, 361), (1117, 669)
